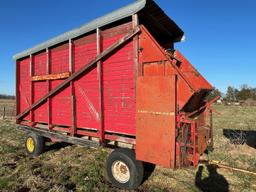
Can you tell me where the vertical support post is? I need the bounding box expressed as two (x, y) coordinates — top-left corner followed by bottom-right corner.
(3, 106), (5, 120)
(132, 14), (140, 109)
(97, 28), (104, 145)
(210, 110), (213, 149)
(170, 75), (177, 169)
(192, 122), (198, 167)
(132, 14), (140, 77)
(29, 54), (34, 126)
(16, 60), (20, 123)
(46, 48), (52, 130)
(69, 39), (76, 136)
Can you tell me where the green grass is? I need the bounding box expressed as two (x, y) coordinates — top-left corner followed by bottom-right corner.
(0, 104), (256, 191)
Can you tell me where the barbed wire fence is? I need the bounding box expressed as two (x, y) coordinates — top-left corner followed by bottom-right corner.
(223, 129), (247, 145)
(1, 104), (16, 120)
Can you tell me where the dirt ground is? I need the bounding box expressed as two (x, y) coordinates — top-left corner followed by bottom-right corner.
(0, 104), (256, 192)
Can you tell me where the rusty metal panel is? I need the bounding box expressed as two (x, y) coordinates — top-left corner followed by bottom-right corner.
(143, 62), (165, 76)
(136, 76), (176, 168)
(139, 27), (166, 64)
(175, 50), (212, 91)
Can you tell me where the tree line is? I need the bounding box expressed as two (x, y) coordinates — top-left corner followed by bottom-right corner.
(208, 85), (256, 102)
(0, 94), (15, 100)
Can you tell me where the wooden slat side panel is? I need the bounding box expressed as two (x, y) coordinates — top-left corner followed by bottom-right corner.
(50, 43), (71, 126)
(101, 22), (133, 40)
(74, 69), (100, 129)
(33, 52), (47, 123)
(51, 80), (72, 126)
(73, 33), (97, 72)
(50, 43), (69, 74)
(34, 81), (48, 123)
(18, 58), (31, 121)
(33, 51), (47, 76)
(73, 33), (99, 129)
(102, 22), (136, 135)
(17, 25), (140, 134)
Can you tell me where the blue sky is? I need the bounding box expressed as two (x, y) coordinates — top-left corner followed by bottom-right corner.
(0, 0), (255, 95)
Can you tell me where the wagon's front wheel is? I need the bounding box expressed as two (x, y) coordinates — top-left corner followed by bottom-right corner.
(25, 133), (45, 157)
(106, 148), (144, 190)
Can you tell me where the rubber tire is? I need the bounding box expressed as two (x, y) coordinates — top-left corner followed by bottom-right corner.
(25, 133), (45, 157)
(106, 148), (144, 190)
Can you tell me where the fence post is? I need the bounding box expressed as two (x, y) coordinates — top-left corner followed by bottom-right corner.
(3, 106), (5, 120)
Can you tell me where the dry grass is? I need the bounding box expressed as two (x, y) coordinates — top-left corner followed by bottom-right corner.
(0, 99), (15, 118)
(0, 104), (256, 191)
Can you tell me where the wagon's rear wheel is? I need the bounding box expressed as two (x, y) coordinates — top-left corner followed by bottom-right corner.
(106, 148), (144, 190)
(25, 133), (45, 157)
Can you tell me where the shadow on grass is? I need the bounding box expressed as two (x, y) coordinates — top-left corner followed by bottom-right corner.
(142, 162), (156, 184)
(195, 165), (229, 192)
(17, 187), (30, 192)
(44, 142), (72, 153)
(223, 129), (256, 149)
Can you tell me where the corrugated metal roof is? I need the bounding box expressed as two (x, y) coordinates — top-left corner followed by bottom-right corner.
(13, 0), (184, 60)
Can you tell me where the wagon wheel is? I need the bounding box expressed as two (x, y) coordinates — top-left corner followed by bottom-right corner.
(25, 133), (45, 157)
(106, 148), (144, 189)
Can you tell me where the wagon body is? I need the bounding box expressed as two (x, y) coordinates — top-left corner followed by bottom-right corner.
(14, 0), (214, 172)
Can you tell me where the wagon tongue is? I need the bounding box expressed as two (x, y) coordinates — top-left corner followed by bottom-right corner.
(172, 50), (213, 114)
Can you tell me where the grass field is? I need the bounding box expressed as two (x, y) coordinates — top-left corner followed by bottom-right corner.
(0, 104), (256, 192)
(0, 99), (15, 119)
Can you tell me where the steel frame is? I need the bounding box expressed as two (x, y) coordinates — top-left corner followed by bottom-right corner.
(176, 107), (213, 168)
(18, 125), (99, 148)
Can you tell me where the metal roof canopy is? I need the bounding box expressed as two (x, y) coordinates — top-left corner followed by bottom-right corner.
(13, 0), (184, 60)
